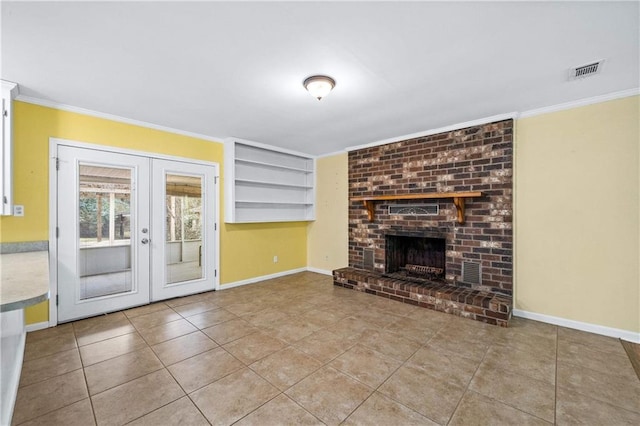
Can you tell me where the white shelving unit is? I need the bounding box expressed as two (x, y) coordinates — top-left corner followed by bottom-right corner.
(224, 139), (315, 223)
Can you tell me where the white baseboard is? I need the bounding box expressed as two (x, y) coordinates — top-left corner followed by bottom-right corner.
(219, 267), (307, 290)
(513, 309), (640, 344)
(25, 321), (51, 332)
(306, 267), (333, 276)
(29, 268), (326, 325)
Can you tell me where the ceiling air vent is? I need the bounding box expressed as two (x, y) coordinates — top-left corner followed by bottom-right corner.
(568, 60), (604, 80)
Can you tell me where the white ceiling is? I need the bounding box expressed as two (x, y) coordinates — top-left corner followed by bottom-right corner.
(2, 1), (638, 156)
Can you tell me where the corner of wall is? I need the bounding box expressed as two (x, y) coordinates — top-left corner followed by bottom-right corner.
(307, 152), (349, 273)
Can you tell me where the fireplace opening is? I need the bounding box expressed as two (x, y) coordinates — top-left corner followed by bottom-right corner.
(384, 234), (446, 283)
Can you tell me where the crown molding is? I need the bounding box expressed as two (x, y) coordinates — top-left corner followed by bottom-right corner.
(15, 95), (224, 144)
(345, 112), (519, 153)
(315, 150), (348, 159)
(14, 87), (639, 156)
(1, 80), (19, 98)
(519, 88), (639, 118)
(226, 136), (315, 159)
(344, 88), (640, 154)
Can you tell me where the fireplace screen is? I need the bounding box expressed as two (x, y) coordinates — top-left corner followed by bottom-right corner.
(385, 234), (446, 282)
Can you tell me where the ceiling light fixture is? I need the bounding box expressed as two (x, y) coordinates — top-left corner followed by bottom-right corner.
(303, 75), (336, 100)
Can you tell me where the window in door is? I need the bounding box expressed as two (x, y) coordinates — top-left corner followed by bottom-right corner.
(165, 174), (203, 284)
(78, 164), (133, 299)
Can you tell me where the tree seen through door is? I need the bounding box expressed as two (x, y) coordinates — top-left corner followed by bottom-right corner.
(165, 174), (203, 284)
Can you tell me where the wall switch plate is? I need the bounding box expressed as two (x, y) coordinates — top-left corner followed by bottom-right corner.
(13, 205), (24, 216)
(273, 255), (278, 263)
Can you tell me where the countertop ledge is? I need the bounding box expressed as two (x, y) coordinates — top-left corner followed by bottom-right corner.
(1, 251), (50, 312)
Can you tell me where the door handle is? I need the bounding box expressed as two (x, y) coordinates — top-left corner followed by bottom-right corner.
(141, 238), (150, 244)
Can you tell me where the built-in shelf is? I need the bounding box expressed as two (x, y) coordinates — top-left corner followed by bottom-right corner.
(235, 158), (313, 173)
(351, 191), (483, 224)
(235, 179), (313, 189)
(236, 201), (313, 206)
(225, 139), (315, 223)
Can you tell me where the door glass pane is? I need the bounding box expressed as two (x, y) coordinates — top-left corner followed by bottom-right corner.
(165, 174), (203, 284)
(78, 164), (133, 299)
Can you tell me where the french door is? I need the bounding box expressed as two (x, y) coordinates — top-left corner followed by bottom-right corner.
(151, 159), (216, 300)
(56, 145), (217, 322)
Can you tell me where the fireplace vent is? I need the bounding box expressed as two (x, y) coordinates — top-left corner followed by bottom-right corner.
(568, 60), (604, 80)
(462, 261), (481, 285)
(389, 204), (438, 216)
(363, 249), (375, 270)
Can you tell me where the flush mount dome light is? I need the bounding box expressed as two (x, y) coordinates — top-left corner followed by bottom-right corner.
(303, 75), (336, 100)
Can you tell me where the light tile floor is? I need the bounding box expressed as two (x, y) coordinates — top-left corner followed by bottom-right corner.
(13, 272), (640, 425)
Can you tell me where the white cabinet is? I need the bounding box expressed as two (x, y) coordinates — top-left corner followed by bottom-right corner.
(1, 309), (25, 425)
(225, 139), (315, 223)
(1, 80), (18, 216)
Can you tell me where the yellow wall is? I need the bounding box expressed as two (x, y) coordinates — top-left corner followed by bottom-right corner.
(10, 95), (638, 334)
(307, 153), (349, 271)
(515, 96), (639, 333)
(309, 97), (639, 334)
(222, 222), (307, 282)
(1, 102), (307, 324)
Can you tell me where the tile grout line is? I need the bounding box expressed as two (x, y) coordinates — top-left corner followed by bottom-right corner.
(445, 334), (491, 425)
(17, 274), (637, 425)
(173, 346), (245, 395)
(554, 360), (640, 414)
(352, 325), (446, 425)
(75, 323), (97, 425)
(160, 356), (213, 425)
(454, 334), (556, 425)
(85, 317), (191, 424)
(338, 348), (410, 424)
(14, 340), (91, 424)
(184, 291), (323, 423)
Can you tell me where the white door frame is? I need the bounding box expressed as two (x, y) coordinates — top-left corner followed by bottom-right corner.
(48, 137), (220, 326)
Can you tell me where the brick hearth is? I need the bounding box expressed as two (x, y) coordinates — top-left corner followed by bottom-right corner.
(336, 119), (513, 326)
(333, 267), (511, 327)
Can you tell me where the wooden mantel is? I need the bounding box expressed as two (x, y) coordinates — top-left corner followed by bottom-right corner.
(351, 191), (483, 224)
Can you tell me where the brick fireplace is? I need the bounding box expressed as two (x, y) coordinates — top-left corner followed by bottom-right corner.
(384, 231), (446, 282)
(333, 119), (513, 326)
